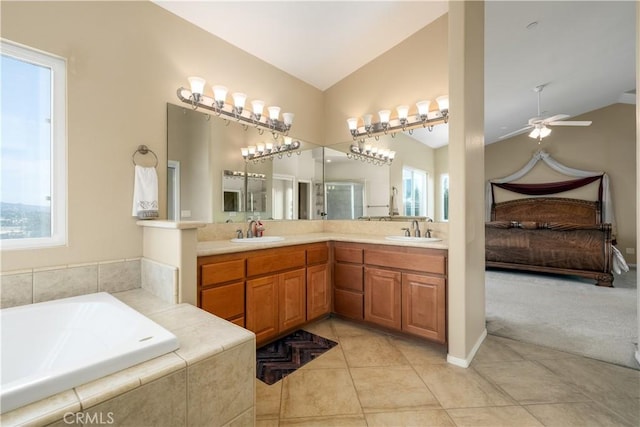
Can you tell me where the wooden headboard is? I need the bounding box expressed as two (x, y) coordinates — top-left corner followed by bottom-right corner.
(491, 197), (601, 225)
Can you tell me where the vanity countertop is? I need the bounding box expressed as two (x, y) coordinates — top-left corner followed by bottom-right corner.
(197, 232), (448, 257)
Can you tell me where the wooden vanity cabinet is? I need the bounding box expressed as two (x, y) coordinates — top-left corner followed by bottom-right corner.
(364, 267), (401, 330)
(333, 243), (364, 320)
(198, 254), (246, 327)
(306, 243), (331, 321)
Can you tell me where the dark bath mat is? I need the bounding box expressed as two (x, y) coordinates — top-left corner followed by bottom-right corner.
(256, 329), (338, 385)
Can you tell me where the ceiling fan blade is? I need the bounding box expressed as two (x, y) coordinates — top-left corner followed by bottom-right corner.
(499, 125), (533, 139)
(542, 114), (570, 123)
(548, 120), (592, 126)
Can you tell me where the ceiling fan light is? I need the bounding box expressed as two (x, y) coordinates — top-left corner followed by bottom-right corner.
(528, 127), (540, 139)
(539, 126), (551, 138)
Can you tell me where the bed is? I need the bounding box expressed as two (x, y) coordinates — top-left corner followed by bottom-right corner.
(485, 197), (615, 286)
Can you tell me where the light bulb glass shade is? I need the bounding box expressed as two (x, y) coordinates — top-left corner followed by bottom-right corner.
(187, 76), (206, 96)
(268, 106), (281, 120)
(251, 100), (265, 117)
(436, 95), (449, 111)
(212, 85), (228, 103)
(380, 148), (389, 158)
(371, 146), (378, 155)
(539, 126), (551, 138)
(282, 112), (294, 126)
(232, 92), (246, 109)
(416, 100), (431, 116)
(265, 141), (273, 151)
(528, 127), (540, 139)
(396, 105), (409, 120)
(347, 117), (359, 131)
(284, 136), (292, 146)
(257, 143), (265, 153)
(364, 144), (372, 153)
(389, 151), (396, 160)
(378, 110), (391, 124)
(241, 147), (249, 157)
(363, 114), (373, 127)
(248, 146), (256, 155)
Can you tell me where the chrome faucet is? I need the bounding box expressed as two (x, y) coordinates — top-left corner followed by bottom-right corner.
(411, 219), (421, 237)
(247, 220), (257, 238)
(426, 228), (432, 238)
(401, 227), (411, 237)
(235, 229), (243, 239)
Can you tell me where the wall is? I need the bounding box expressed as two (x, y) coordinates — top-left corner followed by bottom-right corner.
(485, 103), (637, 264)
(0, 1), (323, 271)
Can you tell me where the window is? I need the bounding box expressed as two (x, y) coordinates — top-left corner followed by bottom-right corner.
(403, 167), (427, 216)
(440, 173), (449, 221)
(1, 40), (67, 249)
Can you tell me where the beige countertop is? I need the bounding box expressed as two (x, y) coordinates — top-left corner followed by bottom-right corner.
(197, 232), (448, 257)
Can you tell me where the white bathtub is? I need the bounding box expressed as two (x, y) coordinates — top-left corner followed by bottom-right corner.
(1, 292), (179, 414)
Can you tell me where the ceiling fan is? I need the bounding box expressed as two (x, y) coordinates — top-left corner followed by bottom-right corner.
(499, 84), (592, 142)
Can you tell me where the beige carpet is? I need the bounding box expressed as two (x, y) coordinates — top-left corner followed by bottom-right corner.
(485, 267), (638, 369)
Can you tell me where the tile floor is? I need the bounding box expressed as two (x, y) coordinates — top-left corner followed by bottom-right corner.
(256, 317), (640, 426)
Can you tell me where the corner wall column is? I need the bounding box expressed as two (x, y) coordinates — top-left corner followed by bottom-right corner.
(447, 0), (487, 367)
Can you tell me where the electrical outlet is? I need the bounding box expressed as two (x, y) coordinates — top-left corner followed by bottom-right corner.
(625, 248), (635, 255)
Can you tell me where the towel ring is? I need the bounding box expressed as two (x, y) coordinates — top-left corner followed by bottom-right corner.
(132, 145), (158, 168)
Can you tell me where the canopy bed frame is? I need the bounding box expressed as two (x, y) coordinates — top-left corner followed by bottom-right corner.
(485, 151), (628, 287)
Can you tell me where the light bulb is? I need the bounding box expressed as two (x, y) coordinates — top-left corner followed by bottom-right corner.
(284, 136), (292, 146)
(241, 147), (249, 157)
(378, 110), (391, 124)
(187, 76), (206, 98)
(416, 100), (431, 117)
(256, 143), (265, 153)
(539, 126), (551, 138)
(212, 85), (228, 106)
(347, 117), (359, 131)
(436, 95), (449, 112)
(248, 146), (256, 155)
(282, 112), (294, 126)
(232, 92), (246, 111)
(265, 141), (273, 151)
(363, 114), (373, 128)
(268, 106), (280, 121)
(396, 105), (409, 121)
(529, 127), (540, 139)
(251, 100), (265, 119)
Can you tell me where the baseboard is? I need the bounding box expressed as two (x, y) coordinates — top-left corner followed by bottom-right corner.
(447, 328), (487, 368)
(635, 349), (640, 366)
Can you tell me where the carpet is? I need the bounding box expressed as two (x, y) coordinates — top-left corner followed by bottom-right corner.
(256, 329), (338, 385)
(486, 268), (638, 370)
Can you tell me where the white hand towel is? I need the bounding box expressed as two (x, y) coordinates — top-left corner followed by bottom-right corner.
(132, 165), (159, 219)
(611, 246), (630, 274)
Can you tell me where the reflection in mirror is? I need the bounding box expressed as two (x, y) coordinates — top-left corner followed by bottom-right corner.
(167, 103), (324, 223)
(325, 131), (449, 222)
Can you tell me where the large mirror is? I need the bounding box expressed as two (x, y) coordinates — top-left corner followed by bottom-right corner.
(324, 131), (449, 222)
(167, 103), (323, 223)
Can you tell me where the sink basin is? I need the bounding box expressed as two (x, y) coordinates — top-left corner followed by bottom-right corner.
(230, 236), (285, 243)
(385, 235), (442, 243)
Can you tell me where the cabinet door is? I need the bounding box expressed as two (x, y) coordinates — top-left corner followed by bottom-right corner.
(307, 263), (330, 320)
(334, 263), (363, 292)
(279, 268), (306, 333)
(246, 275), (279, 343)
(364, 267), (401, 330)
(200, 281), (245, 325)
(402, 273), (446, 343)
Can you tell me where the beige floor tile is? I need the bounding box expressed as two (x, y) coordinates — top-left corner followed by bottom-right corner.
(473, 361), (590, 405)
(589, 397), (640, 426)
(302, 319), (339, 341)
(330, 318), (378, 338)
(537, 357), (640, 400)
(524, 402), (635, 427)
(256, 379), (282, 419)
(300, 346), (347, 370)
(350, 366), (440, 412)
(446, 405), (544, 426)
(279, 415), (367, 426)
(364, 409), (455, 426)
(389, 336), (448, 366)
(488, 335), (577, 361)
(415, 363), (516, 408)
(256, 419), (280, 427)
(280, 368), (362, 419)
(472, 336), (526, 365)
(340, 335), (408, 367)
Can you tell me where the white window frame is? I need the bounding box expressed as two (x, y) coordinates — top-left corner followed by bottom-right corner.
(440, 173), (449, 222)
(402, 166), (428, 217)
(1, 39), (67, 250)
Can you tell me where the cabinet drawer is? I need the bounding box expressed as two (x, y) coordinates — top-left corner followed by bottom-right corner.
(201, 259), (245, 286)
(201, 281), (245, 320)
(334, 289), (363, 320)
(307, 244), (329, 265)
(334, 245), (363, 264)
(334, 263), (363, 292)
(247, 250), (306, 277)
(365, 249), (446, 275)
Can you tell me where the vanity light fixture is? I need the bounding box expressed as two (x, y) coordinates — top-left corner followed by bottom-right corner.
(347, 95), (449, 141)
(241, 136), (301, 163)
(178, 77), (294, 139)
(346, 142), (396, 166)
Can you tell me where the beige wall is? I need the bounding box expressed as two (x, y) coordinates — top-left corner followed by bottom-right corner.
(485, 103), (637, 264)
(323, 15), (449, 146)
(0, 1), (323, 271)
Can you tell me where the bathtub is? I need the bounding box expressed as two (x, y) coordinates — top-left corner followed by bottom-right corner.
(1, 292), (179, 414)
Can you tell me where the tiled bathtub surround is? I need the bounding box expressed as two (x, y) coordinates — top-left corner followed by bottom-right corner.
(0, 289), (256, 427)
(0, 258), (147, 308)
(141, 258), (179, 304)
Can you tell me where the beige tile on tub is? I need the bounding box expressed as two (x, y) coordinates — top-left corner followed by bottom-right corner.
(33, 264), (98, 303)
(524, 402), (635, 427)
(0, 272), (33, 308)
(350, 365), (440, 413)
(473, 360), (590, 405)
(0, 390), (80, 427)
(280, 368), (361, 419)
(98, 259), (140, 293)
(415, 363), (516, 409)
(364, 409), (455, 426)
(446, 405), (544, 426)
